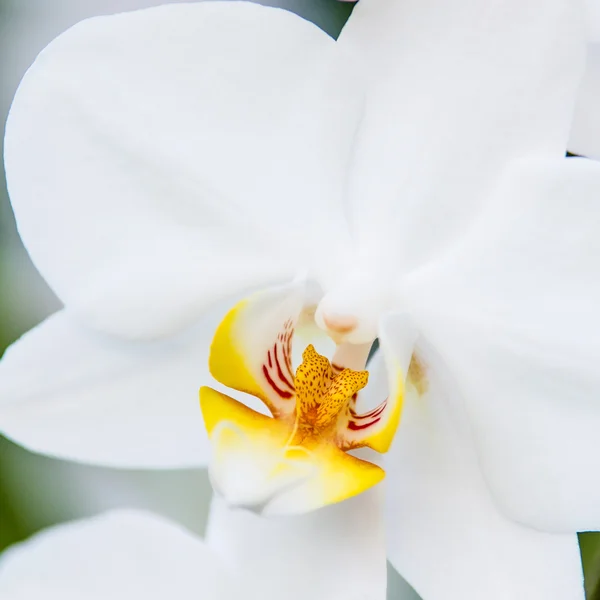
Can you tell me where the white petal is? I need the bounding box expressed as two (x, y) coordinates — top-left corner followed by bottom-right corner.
(0, 510), (231, 600)
(0, 307), (226, 468)
(569, 44), (600, 159)
(338, 0), (585, 270)
(207, 280), (307, 418)
(379, 343), (585, 600)
(585, 0), (600, 41)
(402, 157), (600, 531)
(335, 313), (417, 453)
(5, 2), (362, 338)
(206, 491), (387, 600)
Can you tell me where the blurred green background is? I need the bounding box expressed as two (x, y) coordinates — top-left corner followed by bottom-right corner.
(0, 2), (598, 599)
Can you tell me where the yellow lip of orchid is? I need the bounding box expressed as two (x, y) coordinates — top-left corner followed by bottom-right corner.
(199, 283), (411, 515)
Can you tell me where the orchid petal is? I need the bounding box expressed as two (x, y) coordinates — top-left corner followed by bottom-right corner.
(206, 490), (387, 600)
(585, 0), (600, 41)
(403, 157), (600, 531)
(5, 2), (361, 339)
(209, 281), (307, 418)
(0, 510), (232, 600)
(569, 44), (600, 159)
(200, 386), (383, 515)
(377, 343), (585, 600)
(336, 314), (417, 453)
(0, 308), (225, 468)
(338, 0), (585, 270)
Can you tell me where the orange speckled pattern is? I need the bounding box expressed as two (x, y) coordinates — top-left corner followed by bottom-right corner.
(294, 345), (334, 416)
(294, 345), (368, 431)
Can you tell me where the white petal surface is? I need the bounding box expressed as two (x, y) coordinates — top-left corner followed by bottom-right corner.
(379, 343), (585, 600)
(569, 44), (600, 159)
(208, 280), (307, 418)
(338, 0), (585, 270)
(0, 307), (226, 468)
(207, 491), (387, 600)
(5, 2), (362, 338)
(0, 510), (231, 600)
(403, 157), (600, 531)
(585, 0), (600, 41)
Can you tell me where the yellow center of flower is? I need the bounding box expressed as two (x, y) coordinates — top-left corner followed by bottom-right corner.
(200, 343), (383, 514)
(198, 287), (408, 515)
(292, 345), (369, 438)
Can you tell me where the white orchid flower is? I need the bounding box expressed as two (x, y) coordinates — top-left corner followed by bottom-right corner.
(1, 0), (599, 598)
(0, 503), (397, 600)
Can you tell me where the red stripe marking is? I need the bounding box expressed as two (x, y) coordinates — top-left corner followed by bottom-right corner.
(262, 365), (293, 399)
(331, 363), (344, 372)
(351, 402), (387, 420)
(348, 417), (382, 431)
(267, 351), (272, 368)
(274, 344), (294, 391)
